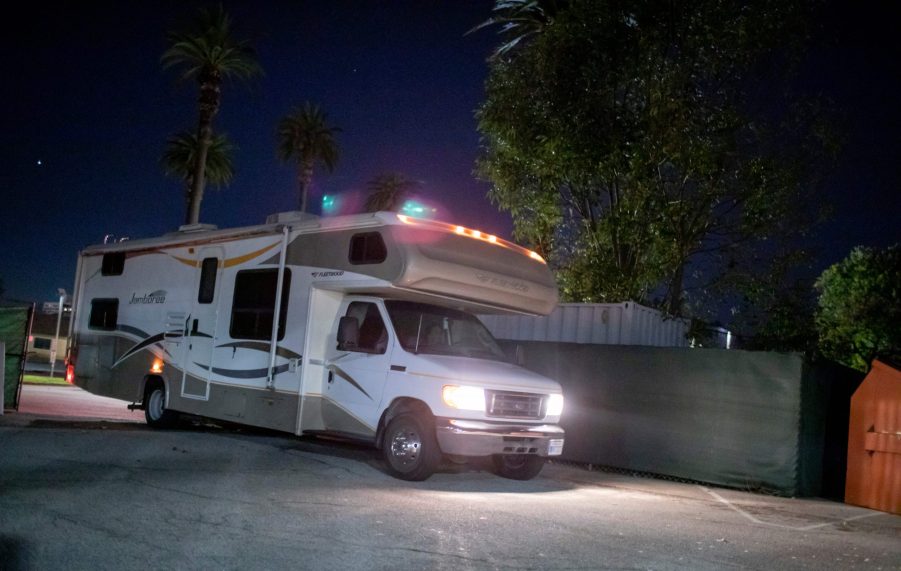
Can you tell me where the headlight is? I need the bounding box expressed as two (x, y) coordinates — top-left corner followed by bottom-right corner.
(546, 393), (564, 416)
(442, 385), (486, 411)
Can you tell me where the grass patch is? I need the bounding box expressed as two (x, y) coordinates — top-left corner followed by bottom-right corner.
(23, 374), (70, 386)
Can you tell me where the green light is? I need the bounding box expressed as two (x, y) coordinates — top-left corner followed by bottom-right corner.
(401, 200), (428, 216)
(322, 194), (336, 213)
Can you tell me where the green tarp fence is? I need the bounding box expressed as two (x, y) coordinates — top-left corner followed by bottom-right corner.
(500, 341), (862, 497)
(1, 305), (33, 410)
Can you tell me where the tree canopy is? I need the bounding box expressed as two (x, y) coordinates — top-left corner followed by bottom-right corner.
(161, 131), (236, 206)
(162, 5), (261, 225)
(364, 173), (420, 213)
(815, 244), (901, 372)
(277, 103), (341, 213)
(475, 0), (832, 317)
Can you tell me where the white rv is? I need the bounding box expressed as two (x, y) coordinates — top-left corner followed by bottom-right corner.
(66, 211), (564, 480)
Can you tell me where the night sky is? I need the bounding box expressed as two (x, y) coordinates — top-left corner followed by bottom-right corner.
(2, 1), (898, 311)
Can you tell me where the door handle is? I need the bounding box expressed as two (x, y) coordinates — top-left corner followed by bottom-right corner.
(327, 371), (334, 384)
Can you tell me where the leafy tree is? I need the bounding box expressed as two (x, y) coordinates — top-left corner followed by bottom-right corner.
(815, 244), (901, 372)
(474, 0), (832, 316)
(161, 131), (236, 211)
(162, 5), (261, 225)
(277, 103), (341, 213)
(364, 173), (419, 213)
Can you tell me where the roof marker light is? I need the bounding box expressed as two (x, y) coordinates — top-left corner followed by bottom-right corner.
(394, 213), (546, 264)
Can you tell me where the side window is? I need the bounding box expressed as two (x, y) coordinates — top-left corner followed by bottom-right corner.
(197, 257), (218, 304)
(343, 301), (388, 354)
(33, 337), (52, 350)
(89, 298), (119, 330)
(229, 269), (291, 340)
(101, 252), (125, 276)
(349, 232), (387, 265)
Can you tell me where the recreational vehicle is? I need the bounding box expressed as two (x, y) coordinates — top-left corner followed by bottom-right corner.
(66, 211), (565, 480)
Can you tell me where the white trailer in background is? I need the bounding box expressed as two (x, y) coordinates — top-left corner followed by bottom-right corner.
(67, 211), (565, 480)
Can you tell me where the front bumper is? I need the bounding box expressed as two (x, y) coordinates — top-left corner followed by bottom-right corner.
(435, 418), (565, 458)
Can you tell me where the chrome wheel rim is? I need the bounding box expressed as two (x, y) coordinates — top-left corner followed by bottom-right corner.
(389, 427), (422, 470)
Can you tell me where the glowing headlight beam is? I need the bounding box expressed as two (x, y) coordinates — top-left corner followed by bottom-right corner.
(442, 385), (486, 412)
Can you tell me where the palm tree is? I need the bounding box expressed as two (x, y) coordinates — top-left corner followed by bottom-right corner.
(277, 103), (340, 213)
(364, 172), (420, 213)
(161, 5), (261, 225)
(162, 131), (235, 210)
(469, 0), (566, 58)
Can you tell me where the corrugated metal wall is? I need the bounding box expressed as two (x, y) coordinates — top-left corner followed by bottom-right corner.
(480, 302), (690, 347)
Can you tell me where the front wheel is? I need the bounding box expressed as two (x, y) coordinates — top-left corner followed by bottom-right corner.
(492, 454), (545, 480)
(144, 382), (179, 428)
(382, 413), (442, 481)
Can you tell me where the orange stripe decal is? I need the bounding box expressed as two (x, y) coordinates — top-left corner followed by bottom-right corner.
(223, 242), (280, 268)
(168, 241), (280, 268)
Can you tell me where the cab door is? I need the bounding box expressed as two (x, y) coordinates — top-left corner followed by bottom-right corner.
(322, 298), (392, 437)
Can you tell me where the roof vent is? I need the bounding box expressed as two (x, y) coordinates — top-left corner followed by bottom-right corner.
(176, 223), (218, 233)
(265, 211), (320, 224)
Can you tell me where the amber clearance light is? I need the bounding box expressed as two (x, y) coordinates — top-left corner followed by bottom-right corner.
(396, 214), (546, 264)
(150, 358), (164, 374)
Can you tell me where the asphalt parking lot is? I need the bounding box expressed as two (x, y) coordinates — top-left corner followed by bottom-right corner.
(1, 385), (899, 570)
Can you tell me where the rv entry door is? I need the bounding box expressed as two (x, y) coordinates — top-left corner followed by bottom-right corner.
(181, 247), (223, 400)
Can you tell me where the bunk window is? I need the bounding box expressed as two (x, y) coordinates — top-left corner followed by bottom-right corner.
(229, 269), (291, 340)
(101, 252), (125, 275)
(349, 232), (387, 265)
(197, 257), (219, 304)
(88, 298), (119, 330)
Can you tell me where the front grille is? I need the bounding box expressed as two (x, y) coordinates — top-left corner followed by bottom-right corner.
(487, 391), (544, 419)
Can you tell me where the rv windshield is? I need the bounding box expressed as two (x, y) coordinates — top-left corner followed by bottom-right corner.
(385, 300), (507, 362)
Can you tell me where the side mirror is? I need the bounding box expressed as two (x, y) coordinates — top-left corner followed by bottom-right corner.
(337, 316), (359, 350)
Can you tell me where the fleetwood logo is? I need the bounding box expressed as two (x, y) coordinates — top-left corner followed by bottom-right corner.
(129, 290), (167, 304)
(475, 273), (529, 292)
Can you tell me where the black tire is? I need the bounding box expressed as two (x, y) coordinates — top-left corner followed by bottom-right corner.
(492, 454), (545, 480)
(382, 413), (442, 481)
(144, 381), (179, 428)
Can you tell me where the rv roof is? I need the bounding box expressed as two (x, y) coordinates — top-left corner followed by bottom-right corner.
(81, 212), (545, 264)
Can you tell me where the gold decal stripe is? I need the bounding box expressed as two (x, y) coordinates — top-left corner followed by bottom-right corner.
(223, 242), (280, 268)
(168, 242), (280, 269)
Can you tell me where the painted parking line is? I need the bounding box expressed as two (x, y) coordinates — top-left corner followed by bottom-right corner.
(700, 486), (883, 531)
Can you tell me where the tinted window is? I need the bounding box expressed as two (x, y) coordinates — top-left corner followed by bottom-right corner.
(101, 252), (125, 276)
(385, 300), (506, 361)
(33, 337), (52, 350)
(349, 232), (387, 265)
(89, 298), (119, 330)
(198, 257), (218, 304)
(343, 302), (388, 354)
(229, 269), (291, 340)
